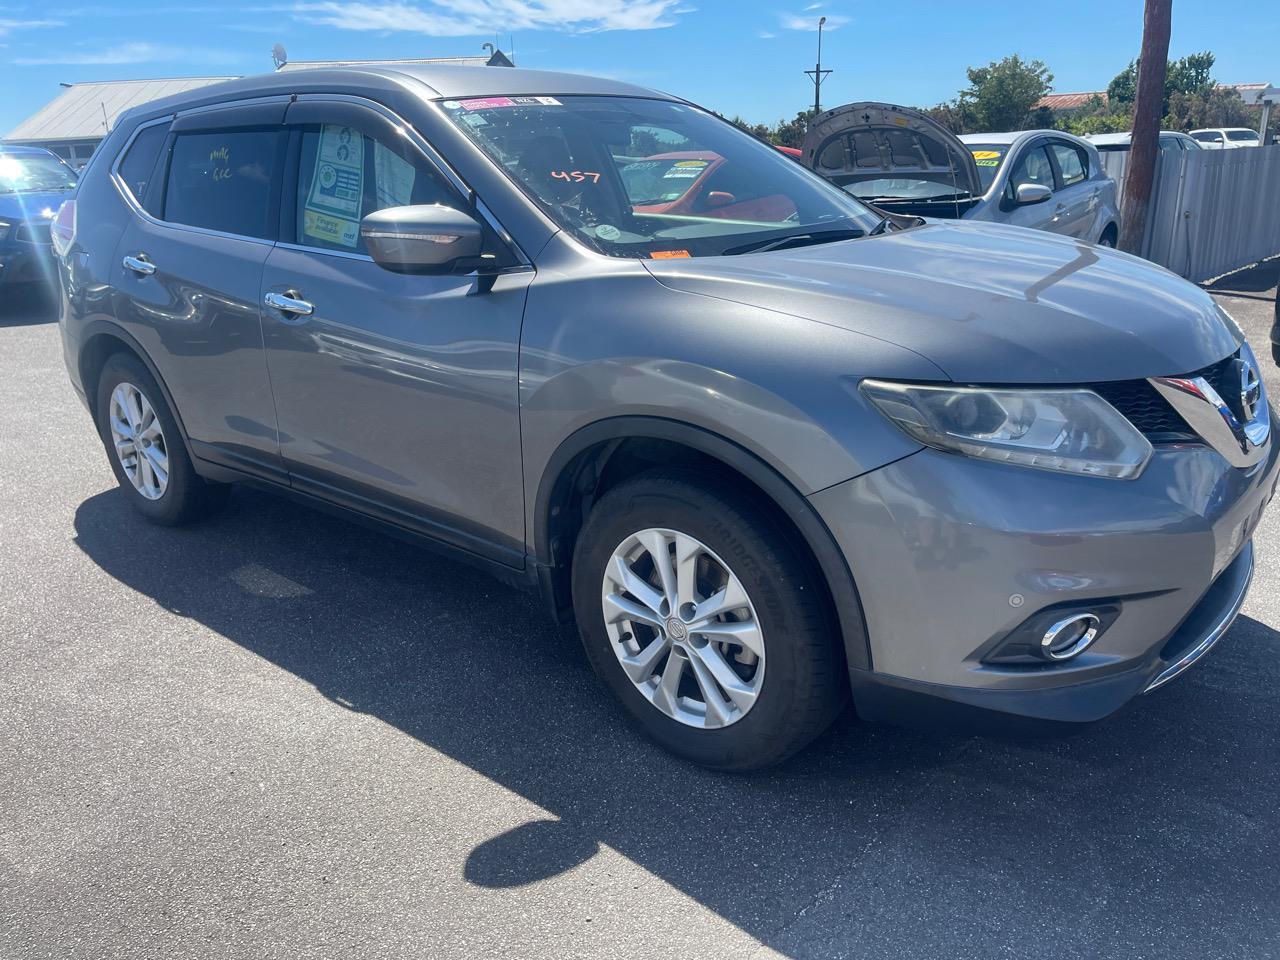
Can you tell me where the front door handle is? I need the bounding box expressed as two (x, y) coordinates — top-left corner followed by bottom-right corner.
(122, 254), (156, 276)
(263, 291), (315, 317)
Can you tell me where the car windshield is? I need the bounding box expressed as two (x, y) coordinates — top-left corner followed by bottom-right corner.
(441, 95), (882, 259)
(0, 153), (77, 194)
(1227, 130), (1259, 142)
(966, 144), (1009, 191)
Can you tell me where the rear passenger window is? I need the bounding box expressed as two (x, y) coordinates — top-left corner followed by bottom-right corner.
(117, 121), (170, 207)
(163, 128), (282, 240)
(294, 123), (457, 253)
(1050, 143), (1087, 186)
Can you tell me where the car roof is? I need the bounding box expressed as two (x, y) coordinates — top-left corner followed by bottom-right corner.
(1087, 131), (1188, 145)
(149, 64), (671, 110)
(0, 144), (58, 156)
(1190, 127), (1254, 133)
(957, 130), (1083, 146)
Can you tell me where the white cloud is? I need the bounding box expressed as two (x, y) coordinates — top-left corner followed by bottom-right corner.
(780, 11), (849, 30)
(802, 2), (824, 9)
(14, 40), (240, 64)
(757, 29), (776, 38)
(0, 17), (62, 36)
(291, 1), (693, 34)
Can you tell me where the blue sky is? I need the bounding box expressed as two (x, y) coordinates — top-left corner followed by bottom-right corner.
(1, 1), (1277, 135)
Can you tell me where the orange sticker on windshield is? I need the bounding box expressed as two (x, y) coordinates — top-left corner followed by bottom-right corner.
(650, 250), (691, 259)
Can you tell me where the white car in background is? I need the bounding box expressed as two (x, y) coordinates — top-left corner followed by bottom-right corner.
(800, 103), (1120, 246)
(1189, 127), (1262, 149)
(1088, 131), (1204, 154)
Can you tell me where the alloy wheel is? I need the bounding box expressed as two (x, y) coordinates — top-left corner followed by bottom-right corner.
(108, 382), (169, 500)
(601, 527), (765, 729)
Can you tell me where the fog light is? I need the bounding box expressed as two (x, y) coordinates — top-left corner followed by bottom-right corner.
(1040, 613), (1101, 660)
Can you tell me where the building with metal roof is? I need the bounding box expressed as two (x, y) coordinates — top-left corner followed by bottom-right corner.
(1035, 91), (1107, 112)
(2, 50), (513, 167)
(3, 77), (235, 166)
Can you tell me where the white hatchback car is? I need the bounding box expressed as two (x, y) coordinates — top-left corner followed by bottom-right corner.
(1190, 127), (1263, 149)
(800, 103), (1120, 246)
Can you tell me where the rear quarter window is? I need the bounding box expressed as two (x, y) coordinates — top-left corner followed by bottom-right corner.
(162, 128), (282, 240)
(116, 121), (171, 209)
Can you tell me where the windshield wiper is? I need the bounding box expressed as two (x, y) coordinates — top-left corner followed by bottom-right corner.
(721, 228), (866, 257)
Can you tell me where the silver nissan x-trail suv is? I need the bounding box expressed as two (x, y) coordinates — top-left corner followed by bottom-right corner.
(54, 66), (1277, 769)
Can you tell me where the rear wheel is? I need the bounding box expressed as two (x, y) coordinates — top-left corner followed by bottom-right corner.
(1097, 226), (1117, 248)
(572, 471), (845, 770)
(95, 353), (228, 525)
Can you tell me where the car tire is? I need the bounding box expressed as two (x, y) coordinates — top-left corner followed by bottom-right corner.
(95, 353), (228, 525)
(572, 470), (845, 770)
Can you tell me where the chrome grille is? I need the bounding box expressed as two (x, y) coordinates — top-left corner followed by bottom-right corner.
(1091, 349), (1244, 443)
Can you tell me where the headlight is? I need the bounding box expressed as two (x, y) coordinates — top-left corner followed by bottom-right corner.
(860, 380), (1153, 479)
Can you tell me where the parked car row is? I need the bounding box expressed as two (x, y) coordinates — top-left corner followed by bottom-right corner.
(795, 103), (1121, 245)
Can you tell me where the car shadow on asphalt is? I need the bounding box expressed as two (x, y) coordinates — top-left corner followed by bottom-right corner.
(71, 485), (1280, 956)
(0, 284), (59, 326)
(1204, 257), (1279, 300)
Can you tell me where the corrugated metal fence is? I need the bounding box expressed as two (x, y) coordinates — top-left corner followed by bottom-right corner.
(1099, 145), (1280, 282)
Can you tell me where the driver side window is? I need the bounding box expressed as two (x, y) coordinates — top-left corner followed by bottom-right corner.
(294, 123), (457, 253)
(1005, 144), (1054, 202)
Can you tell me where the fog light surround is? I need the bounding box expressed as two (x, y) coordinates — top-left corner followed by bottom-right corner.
(1040, 613), (1101, 661)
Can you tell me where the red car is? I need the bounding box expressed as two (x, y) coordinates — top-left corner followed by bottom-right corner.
(623, 151), (797, 221)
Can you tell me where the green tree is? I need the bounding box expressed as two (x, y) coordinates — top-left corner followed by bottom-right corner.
(772, 109), (820, 148)
(1108, 51), (1216, 116)
(726, 115), (774, 142)
(1164, 85), (1253, 132)
(959, 54), (1054, 131)
(922, 100), (974, 134)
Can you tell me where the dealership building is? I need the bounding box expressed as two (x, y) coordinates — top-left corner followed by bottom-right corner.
(2, 51), (514, 167)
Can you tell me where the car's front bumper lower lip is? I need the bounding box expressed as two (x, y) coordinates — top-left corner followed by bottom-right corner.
(811, 433), (1279, 734)
(845, 543), (1255, 734)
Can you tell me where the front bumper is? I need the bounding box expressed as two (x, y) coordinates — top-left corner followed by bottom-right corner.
(810, 436), (1280, 732)
(0, 239), (57, 287)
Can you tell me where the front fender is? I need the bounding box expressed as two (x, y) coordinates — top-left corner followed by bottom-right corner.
(518, 265), (937, 508)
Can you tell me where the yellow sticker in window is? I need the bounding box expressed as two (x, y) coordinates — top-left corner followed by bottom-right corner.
(302, 209), (359, 248)
(970, 150), (1001, 160)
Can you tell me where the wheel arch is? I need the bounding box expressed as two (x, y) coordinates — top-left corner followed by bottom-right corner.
(78, 320), (192, 447)
(533, 416), (872, 672)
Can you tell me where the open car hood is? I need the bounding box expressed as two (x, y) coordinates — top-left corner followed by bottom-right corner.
(799, 102), (983, 200)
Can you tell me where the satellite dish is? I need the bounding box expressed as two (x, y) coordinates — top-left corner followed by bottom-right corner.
(271, 43), (288, 71)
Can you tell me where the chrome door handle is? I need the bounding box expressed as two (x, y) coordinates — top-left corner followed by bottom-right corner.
(122, 254), (156, 276)
(263, 291), (315, 316)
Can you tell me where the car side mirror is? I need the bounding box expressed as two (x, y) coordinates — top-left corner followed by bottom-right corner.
(705, 191), (736, 209)
(361, 204), (484, 274)
(1015, 183), (1053, 205)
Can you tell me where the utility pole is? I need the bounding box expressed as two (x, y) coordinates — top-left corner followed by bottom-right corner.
(804, 16), (832, 114)
(1119, 0), (1171, 254)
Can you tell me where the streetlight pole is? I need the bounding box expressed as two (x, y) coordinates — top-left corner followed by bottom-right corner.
(804, 16), (832, 114)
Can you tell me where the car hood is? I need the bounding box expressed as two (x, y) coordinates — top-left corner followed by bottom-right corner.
(799, 102), (983, 199)
(0, 189), (69, 224)
(642, 220), (1239, 383)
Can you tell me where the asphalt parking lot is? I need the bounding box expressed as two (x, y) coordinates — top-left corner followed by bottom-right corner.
(2, 266), (1278, 960)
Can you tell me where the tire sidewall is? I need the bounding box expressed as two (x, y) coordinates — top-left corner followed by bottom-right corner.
(573, 479), (826, 769)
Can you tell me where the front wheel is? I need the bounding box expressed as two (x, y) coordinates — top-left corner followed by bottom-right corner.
(572, 471), (846, 770)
